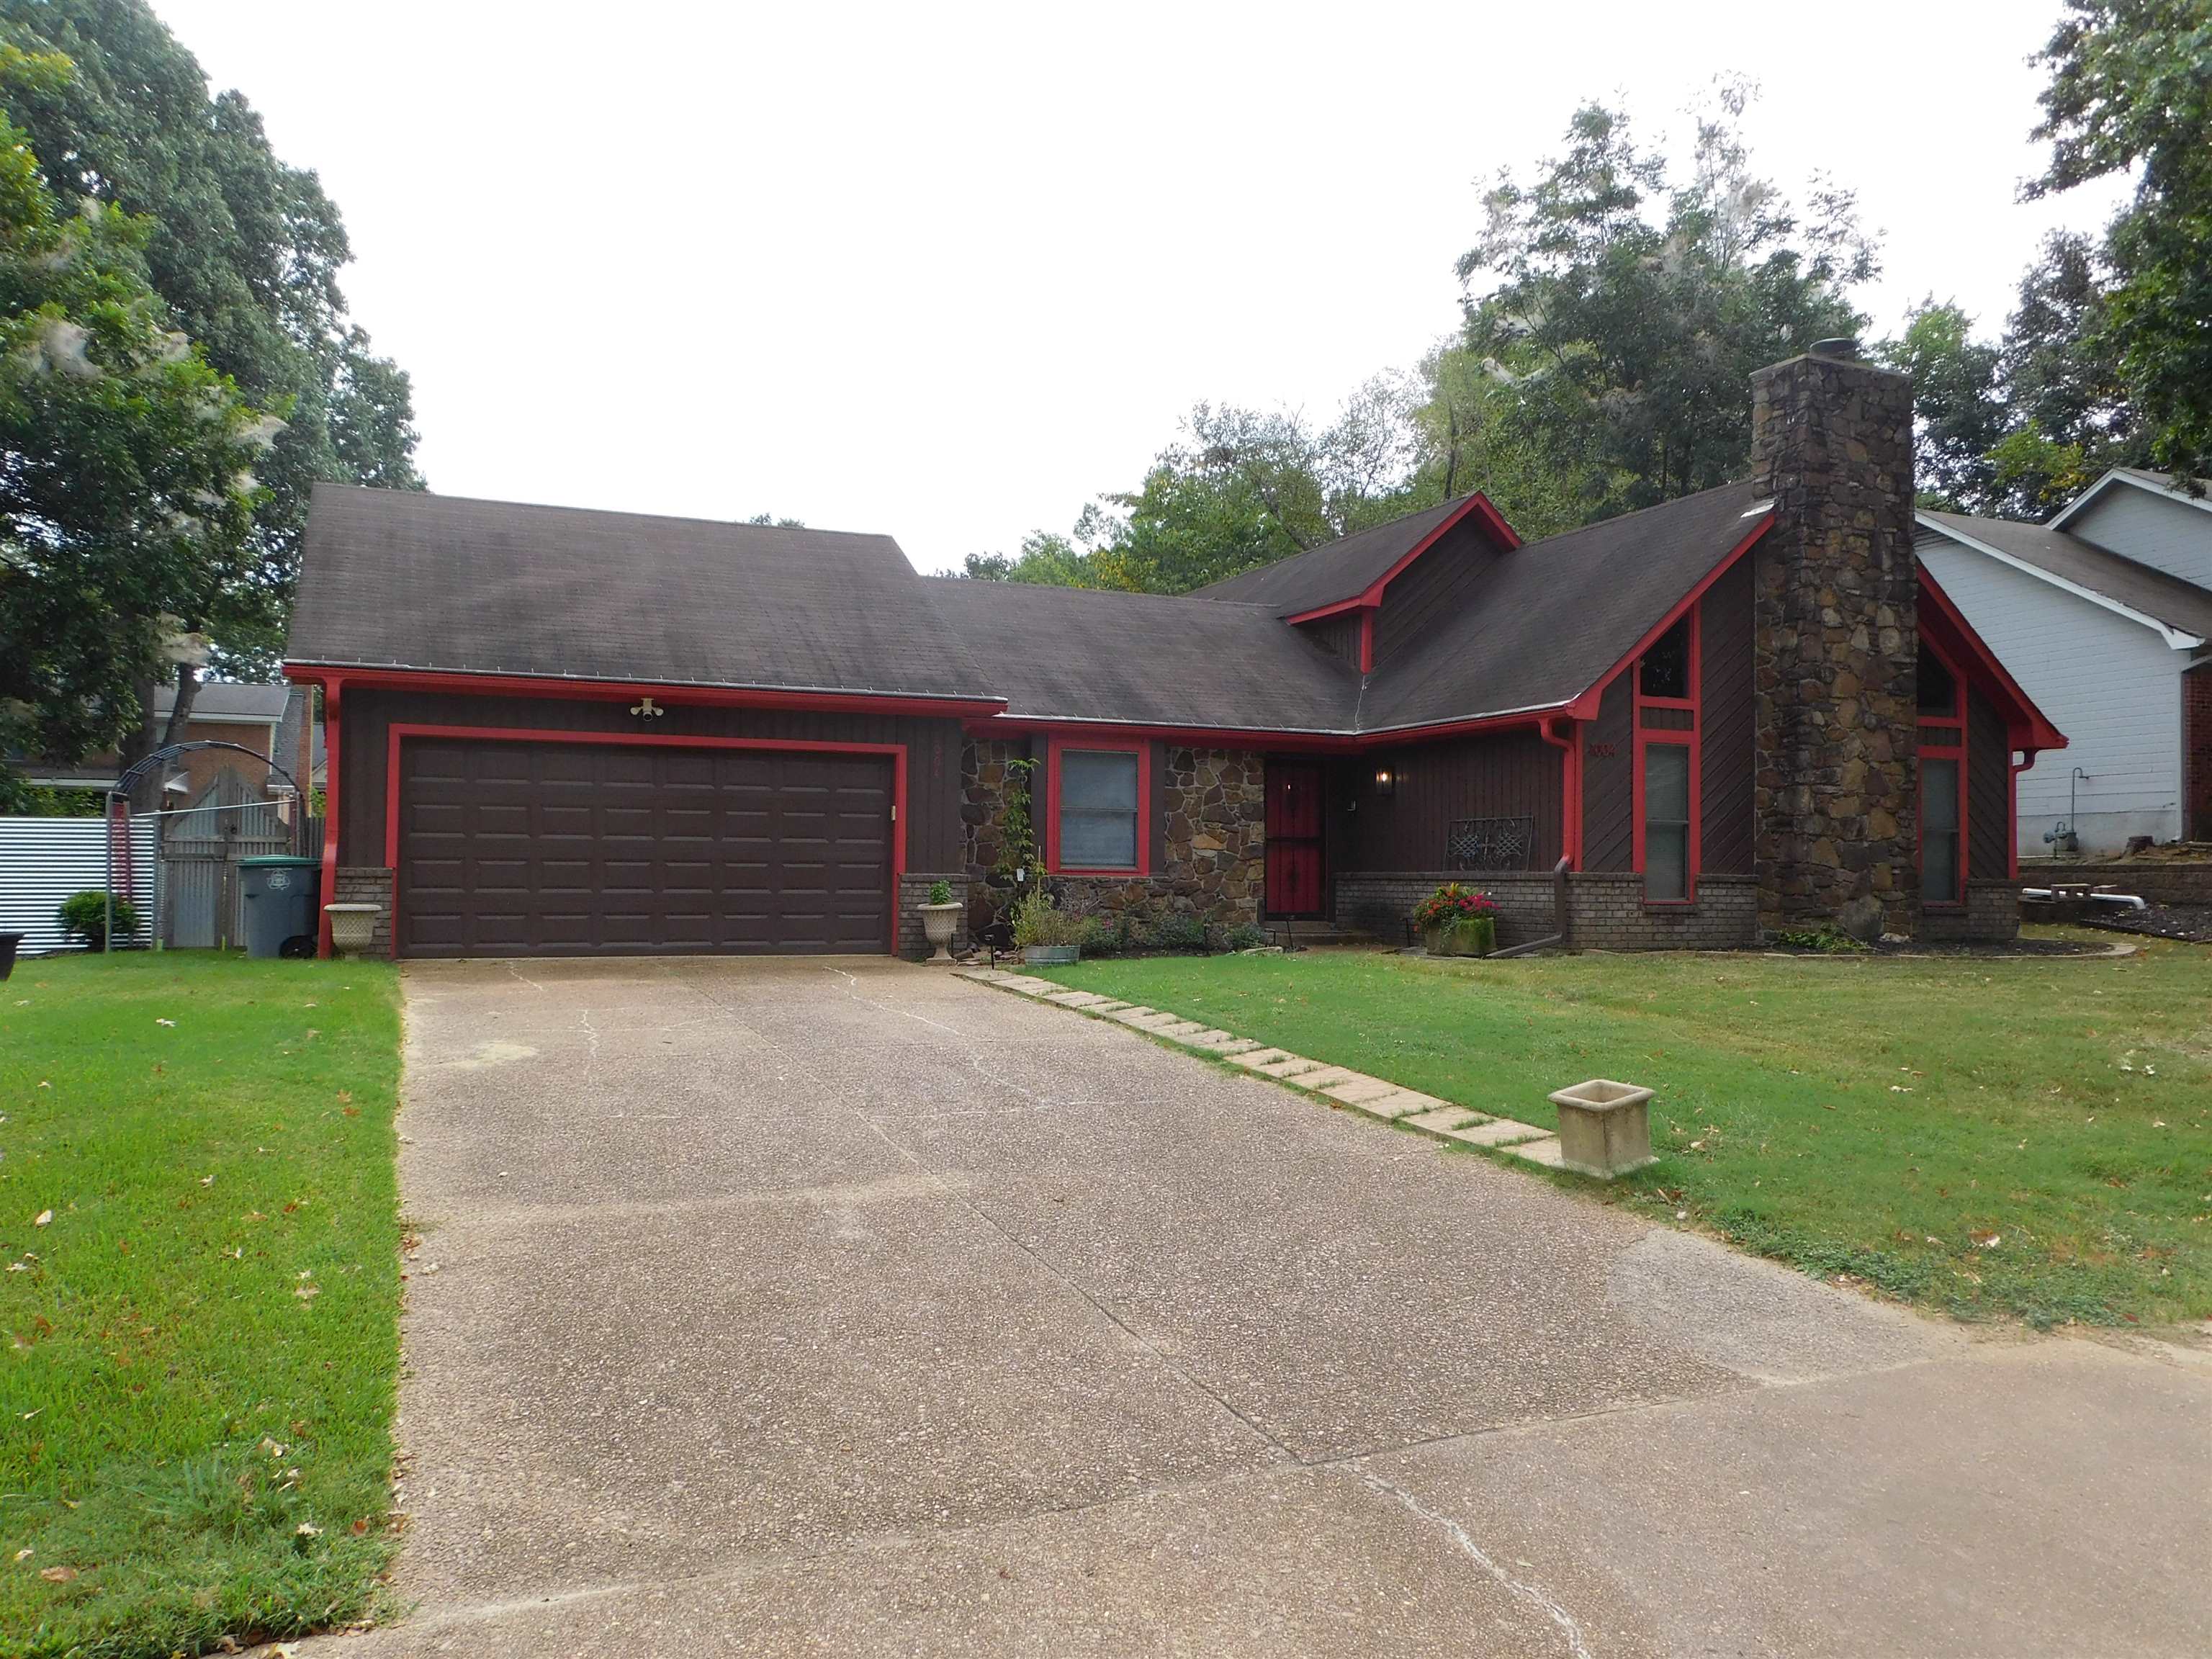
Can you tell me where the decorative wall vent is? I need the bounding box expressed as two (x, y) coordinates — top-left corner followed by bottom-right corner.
(1447, 815), (1534, 871)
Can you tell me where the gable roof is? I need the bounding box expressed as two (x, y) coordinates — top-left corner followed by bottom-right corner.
(1359, 480), (1774, 732)
(1915, 509), (2212, 648)
(922, 580), (1361, 732)
(286, 485), (1001, 705)
(153, 681), (290, 721)
(2048, 466), (2212, 531)
(1188, 493), (1514, 618)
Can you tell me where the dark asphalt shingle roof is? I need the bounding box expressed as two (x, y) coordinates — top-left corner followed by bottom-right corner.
(1917, 510), (2212, 642)
(286, 485), (999, 701)
(922, 579), (1362, 731)
(152, 682), (289, 720)
(1360, 481), (1774, 731)
(1188, 495), (1482, 616)
(288, 482), (1783, 734)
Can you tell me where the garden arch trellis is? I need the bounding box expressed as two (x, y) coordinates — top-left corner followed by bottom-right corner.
(102, 740), (307, 953)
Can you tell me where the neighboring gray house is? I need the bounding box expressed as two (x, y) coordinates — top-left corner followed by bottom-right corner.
(1915, 468), (2212, 855)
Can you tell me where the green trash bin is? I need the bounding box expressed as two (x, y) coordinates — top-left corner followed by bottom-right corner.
(240, 855), (321, 959)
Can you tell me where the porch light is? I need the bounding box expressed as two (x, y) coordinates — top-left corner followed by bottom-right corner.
(1373, 765), (1396, 797)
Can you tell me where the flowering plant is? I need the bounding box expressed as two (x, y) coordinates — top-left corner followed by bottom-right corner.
(1411, 882), (1498, 933)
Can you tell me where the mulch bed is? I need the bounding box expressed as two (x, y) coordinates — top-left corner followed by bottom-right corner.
(2080, 903), (2212, 945)
(1766, 936), (2123, 959)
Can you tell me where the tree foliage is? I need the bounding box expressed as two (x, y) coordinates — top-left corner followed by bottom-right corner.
(1439, 87), (1872, 523)
(2025, 0), (2212, 488)
(0, 50), (271, 806)
(0, 0), (421, 713)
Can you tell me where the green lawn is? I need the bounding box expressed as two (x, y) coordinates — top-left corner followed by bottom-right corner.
(0, 953), (403, 1659)
(1038, 934), (2212, 1330)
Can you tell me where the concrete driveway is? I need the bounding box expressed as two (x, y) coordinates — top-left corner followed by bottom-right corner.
(313, 958), (2209, 1657)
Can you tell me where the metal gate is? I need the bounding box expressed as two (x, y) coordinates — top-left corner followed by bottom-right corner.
(158, 772), (298, 949)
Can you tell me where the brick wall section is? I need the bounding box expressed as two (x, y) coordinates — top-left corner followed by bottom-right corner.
(898, 873), (969, 959)
(2187, 665), (2212, 840)
(1920, 880), (2020, 943)
(1565, 873), (1761, 950)
(332, 866), (393, 956)
(1333, 873), (1560, 948)
(2020, 861), (2212, 905)
(1333, 871), (1760, 951)
(1749, 351), (1920, 937)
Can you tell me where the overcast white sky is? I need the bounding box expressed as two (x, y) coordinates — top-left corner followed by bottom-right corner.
(156, 0), (2123, 572)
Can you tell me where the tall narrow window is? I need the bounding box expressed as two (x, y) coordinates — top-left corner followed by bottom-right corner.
(1638, 617), (1691, 701)
(1058, 749), (1140, 871)
(1923, 757), (1961, 903)
(1643, 744), (1691, 901)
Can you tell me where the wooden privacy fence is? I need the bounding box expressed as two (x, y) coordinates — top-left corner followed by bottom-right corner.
(159, 773), (320, 949)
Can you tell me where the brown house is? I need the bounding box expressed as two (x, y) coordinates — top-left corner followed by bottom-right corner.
(284, 346), (2063, 959)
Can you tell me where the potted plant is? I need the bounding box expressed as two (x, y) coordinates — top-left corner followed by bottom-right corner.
(1011, 889), (1083, 966)
(323, 902), (382, 956)
(917, 878), (963, 962)
(1411, 882), (1498, 957)
(57, 891), (139, 953)
(0, 931), (21, 981)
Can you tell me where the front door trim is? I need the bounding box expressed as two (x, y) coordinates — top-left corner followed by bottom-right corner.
(383, 724), (909, 958)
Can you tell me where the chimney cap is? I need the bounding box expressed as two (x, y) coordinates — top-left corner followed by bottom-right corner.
(1809, 336), (1860, 360)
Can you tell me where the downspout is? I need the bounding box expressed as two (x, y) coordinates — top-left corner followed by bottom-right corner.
(1488, 857), (1575, 958)
(315, 674), (343, 958)
(1491, 715), (1584, 960)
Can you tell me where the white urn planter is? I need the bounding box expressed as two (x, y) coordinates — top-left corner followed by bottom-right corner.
(917, 901), (963, 963)
(1547, 1078), (1656, 1178)
(324, 902), (382, 957)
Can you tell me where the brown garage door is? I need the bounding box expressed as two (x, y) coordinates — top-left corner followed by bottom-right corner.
(396, 737), (894, 958)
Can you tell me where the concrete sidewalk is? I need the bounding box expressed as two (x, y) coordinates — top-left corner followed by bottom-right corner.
(302, 958), (2211, 1658)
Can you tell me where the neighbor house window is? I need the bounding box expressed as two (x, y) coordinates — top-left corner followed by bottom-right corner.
(1053, 744), (1144, 872)
(1642, 743), (1691, 902)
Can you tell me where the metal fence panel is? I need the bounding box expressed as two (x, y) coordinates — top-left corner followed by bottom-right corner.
(0, 818), (158, 955)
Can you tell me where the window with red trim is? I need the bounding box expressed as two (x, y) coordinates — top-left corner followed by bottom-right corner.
(1631, 611), (1701, 902)
(1046, 737), (1150, 875)
(1918, 641), (1966, 905)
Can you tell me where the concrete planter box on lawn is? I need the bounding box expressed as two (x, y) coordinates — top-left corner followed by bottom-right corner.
(1547, 1078), (1656, 1177)
(1422, 917), (1497, 957)
(917, 902), (963, 962)
(1022, 945), (1080, 966)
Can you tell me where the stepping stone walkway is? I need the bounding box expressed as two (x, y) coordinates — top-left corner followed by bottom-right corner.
(956, 966), (1565, 1170)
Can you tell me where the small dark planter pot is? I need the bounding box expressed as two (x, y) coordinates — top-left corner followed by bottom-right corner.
(0, 933), (19, 981)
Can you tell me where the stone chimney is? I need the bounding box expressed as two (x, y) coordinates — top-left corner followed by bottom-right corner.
(1748, 341), (1919, 938)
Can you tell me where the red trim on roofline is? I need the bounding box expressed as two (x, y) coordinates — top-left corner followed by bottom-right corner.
(966, 708), (1570, 752)
(282, 663), (1005, 720)
(379, 724), (909, 957)
(1282, 492), (1519, 626)
(1568, 514), (1774, 719)
(1915, 567), (2067, 755)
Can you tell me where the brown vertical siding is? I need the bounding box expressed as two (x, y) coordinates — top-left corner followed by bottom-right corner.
(336, 688), (965, 872)
(1698, 554), (1756, 873)
(1967, 685), (2010, 881)
(1581, 676), (1634, 871)
(1295, 611), (1363, 666)
(1336, 728), (1562, 873)
(1372, 518), (1508, 664)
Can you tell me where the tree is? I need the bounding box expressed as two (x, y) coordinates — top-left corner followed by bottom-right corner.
(1880, 301), (2005, 511)
(1446, 86), (1873, 523)
(2027, 0), (2212, 487)
(0, 0), (421, 745)
(0, 54), (273, 807)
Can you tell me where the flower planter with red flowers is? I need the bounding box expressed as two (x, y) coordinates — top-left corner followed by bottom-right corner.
(1411, 883), (1499, 957)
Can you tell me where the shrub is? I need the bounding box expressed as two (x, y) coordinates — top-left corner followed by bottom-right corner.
(1221, 923), (1271, 951)
(1411, 882), (1498, 935)
(1076, 914), (1123, 956)
(925, 878), (954, 905)
(1151, 914), (1208, 953)
(1010, 889), (1082, 948)
(57, 889), (140, 951)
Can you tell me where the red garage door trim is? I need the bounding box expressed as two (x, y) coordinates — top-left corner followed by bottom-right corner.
(382, 724), (908, 958)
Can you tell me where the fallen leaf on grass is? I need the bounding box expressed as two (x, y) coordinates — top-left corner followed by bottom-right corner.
(32, 1211), (49, 1228)
(155, 1018), (175, 1028)
(38, 1565), (74, 1583)
(13, 1548), (29, 1562)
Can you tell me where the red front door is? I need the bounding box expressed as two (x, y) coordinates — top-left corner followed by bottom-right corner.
(1265, 760), (1326, 917)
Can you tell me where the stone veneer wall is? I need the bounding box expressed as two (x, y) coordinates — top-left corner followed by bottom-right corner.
(332, 866), (393, 956)
(962, 740), (1265, 931)
(898, 872), (969, 959)
(1920, 879), (2022, 943)
(1749, 351), (1920, 938)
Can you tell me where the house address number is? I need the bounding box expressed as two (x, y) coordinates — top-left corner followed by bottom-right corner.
(1585, 741), (1619, 758)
